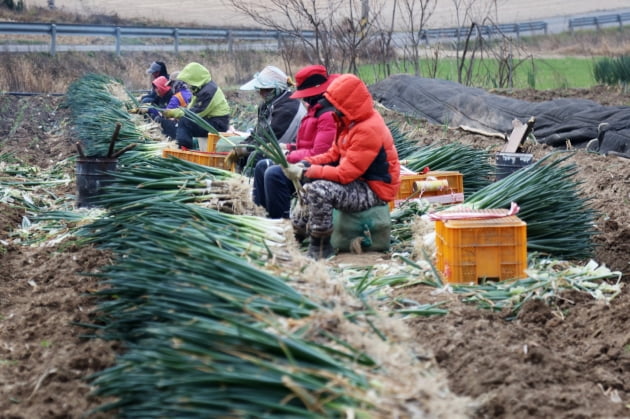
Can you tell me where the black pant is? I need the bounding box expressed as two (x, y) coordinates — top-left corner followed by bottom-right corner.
(160, 118), (177, 139)
(176, 115), (229, 149)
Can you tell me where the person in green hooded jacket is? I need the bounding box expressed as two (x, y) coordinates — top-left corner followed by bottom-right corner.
(163, 62), (230, 149)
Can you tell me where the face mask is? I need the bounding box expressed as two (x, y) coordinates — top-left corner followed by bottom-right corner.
(304, 95), (322, 107)
(259, 88), (277, 103)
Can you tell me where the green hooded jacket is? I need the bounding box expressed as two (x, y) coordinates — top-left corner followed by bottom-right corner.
(163, 62), (230, 120)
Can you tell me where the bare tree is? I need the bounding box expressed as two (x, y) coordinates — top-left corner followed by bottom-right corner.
(332, 0), (374, 73)
(369, 0), (398, 81)
(451, 0), (510, 85)
(226, 0), (384, 74)
(397, 0), (436, 76)
(226, 0), (341, 71)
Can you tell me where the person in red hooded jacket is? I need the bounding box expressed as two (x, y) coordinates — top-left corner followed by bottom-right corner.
(252, 65), (338, 219)
(283, 73), (401, 259)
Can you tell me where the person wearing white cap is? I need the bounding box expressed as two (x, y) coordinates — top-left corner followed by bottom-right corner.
(252, 65), (338, 220)
(225, 65), (306, 174)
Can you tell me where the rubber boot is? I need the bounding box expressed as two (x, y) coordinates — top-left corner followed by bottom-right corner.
(292, 224), (308, 244)
(307, 230), (334, 260)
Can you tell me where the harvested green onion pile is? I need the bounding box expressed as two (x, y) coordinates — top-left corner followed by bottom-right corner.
(92, 156), (254, 214)
(453, 259), (622, 318)
(65, 73), (162, 158)
(388, 121), (418, 160)
(402, 142), (494, 195)
(465, 152), (597, 259)
(80, 194), (383, 416)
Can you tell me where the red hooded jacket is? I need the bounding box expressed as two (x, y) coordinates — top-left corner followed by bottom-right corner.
(304, 74), (400, 202)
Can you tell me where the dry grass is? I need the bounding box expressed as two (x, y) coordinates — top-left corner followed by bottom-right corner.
(0, 49), (294, 93)
(1, 5), (629, 94)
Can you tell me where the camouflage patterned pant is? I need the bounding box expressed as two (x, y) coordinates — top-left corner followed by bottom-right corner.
(292, 179), (385, 234)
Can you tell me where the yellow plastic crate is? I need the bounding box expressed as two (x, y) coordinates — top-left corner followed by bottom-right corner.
(162, 148), (235, 171)
(434, 214), (527, 284)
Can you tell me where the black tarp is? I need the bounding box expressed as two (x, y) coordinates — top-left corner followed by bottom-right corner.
(369, 75), (630, 156)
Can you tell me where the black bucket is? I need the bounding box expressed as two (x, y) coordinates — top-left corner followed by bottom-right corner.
(495, 152), (533, 181)
(75, 157), (118, 208)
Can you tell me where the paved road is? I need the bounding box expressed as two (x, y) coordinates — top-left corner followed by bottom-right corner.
(543, 7), (630, 34)
(2, 7), (629, 54)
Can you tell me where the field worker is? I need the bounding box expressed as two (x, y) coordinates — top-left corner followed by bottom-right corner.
(283, 74), (401, 259)
(146, 73), (193, 139)
(252, 65), (338, 220)
(162, 62), (230, 149)
(141, 61), (169, 106)
(225, 65), (306, 174)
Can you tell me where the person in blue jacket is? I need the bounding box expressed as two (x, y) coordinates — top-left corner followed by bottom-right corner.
(140, 61), (169, 107)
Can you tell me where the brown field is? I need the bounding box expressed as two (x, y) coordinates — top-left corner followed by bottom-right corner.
(21, 0), (630, 29)
(1, 3), (629, 419)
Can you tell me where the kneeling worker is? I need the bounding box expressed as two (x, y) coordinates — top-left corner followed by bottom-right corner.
(283, 74), (401, 259)
(162, 62), (230, 149)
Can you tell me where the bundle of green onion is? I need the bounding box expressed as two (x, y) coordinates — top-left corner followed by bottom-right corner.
(80, 194), (382, 416)
(248, 129), (305, 202)
(465, 152), (596, 259)
(65, 74), (150, 157)
(89, 156), (255, 214)
(402, 142), (494, 195)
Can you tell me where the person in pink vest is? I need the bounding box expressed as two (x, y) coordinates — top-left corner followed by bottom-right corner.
(252, 65), (338, 220)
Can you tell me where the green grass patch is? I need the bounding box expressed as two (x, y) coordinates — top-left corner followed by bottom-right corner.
(360, 56), (600, 90)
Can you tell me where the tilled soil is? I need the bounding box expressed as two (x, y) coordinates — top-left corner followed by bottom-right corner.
(0, 89), (628, 418)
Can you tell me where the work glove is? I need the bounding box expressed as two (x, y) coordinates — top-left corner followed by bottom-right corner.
(162, 109), (177, 119)
(147, 108), (160, 120)
(282, 163), (305, 183)
(225, 146), (249, 168)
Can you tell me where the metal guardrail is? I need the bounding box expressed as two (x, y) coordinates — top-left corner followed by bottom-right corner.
(11, 15), (628, 56)
(419, 21), (547, 42)
(0, 22), (315, 55)
(568, 12), (630, 32)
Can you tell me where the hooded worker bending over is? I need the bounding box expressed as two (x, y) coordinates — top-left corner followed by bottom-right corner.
(163, 62), (230, 149)
(284, 74), (401, 259)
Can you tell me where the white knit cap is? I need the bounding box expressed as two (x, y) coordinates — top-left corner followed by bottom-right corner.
(240, 65), (289, 90)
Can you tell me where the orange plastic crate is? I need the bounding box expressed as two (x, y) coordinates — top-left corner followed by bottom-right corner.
(398, 170), (463, 200)
(162, 148), (234, 171)
(390, 170), (464, 210)
(434, 214), (527, 284)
